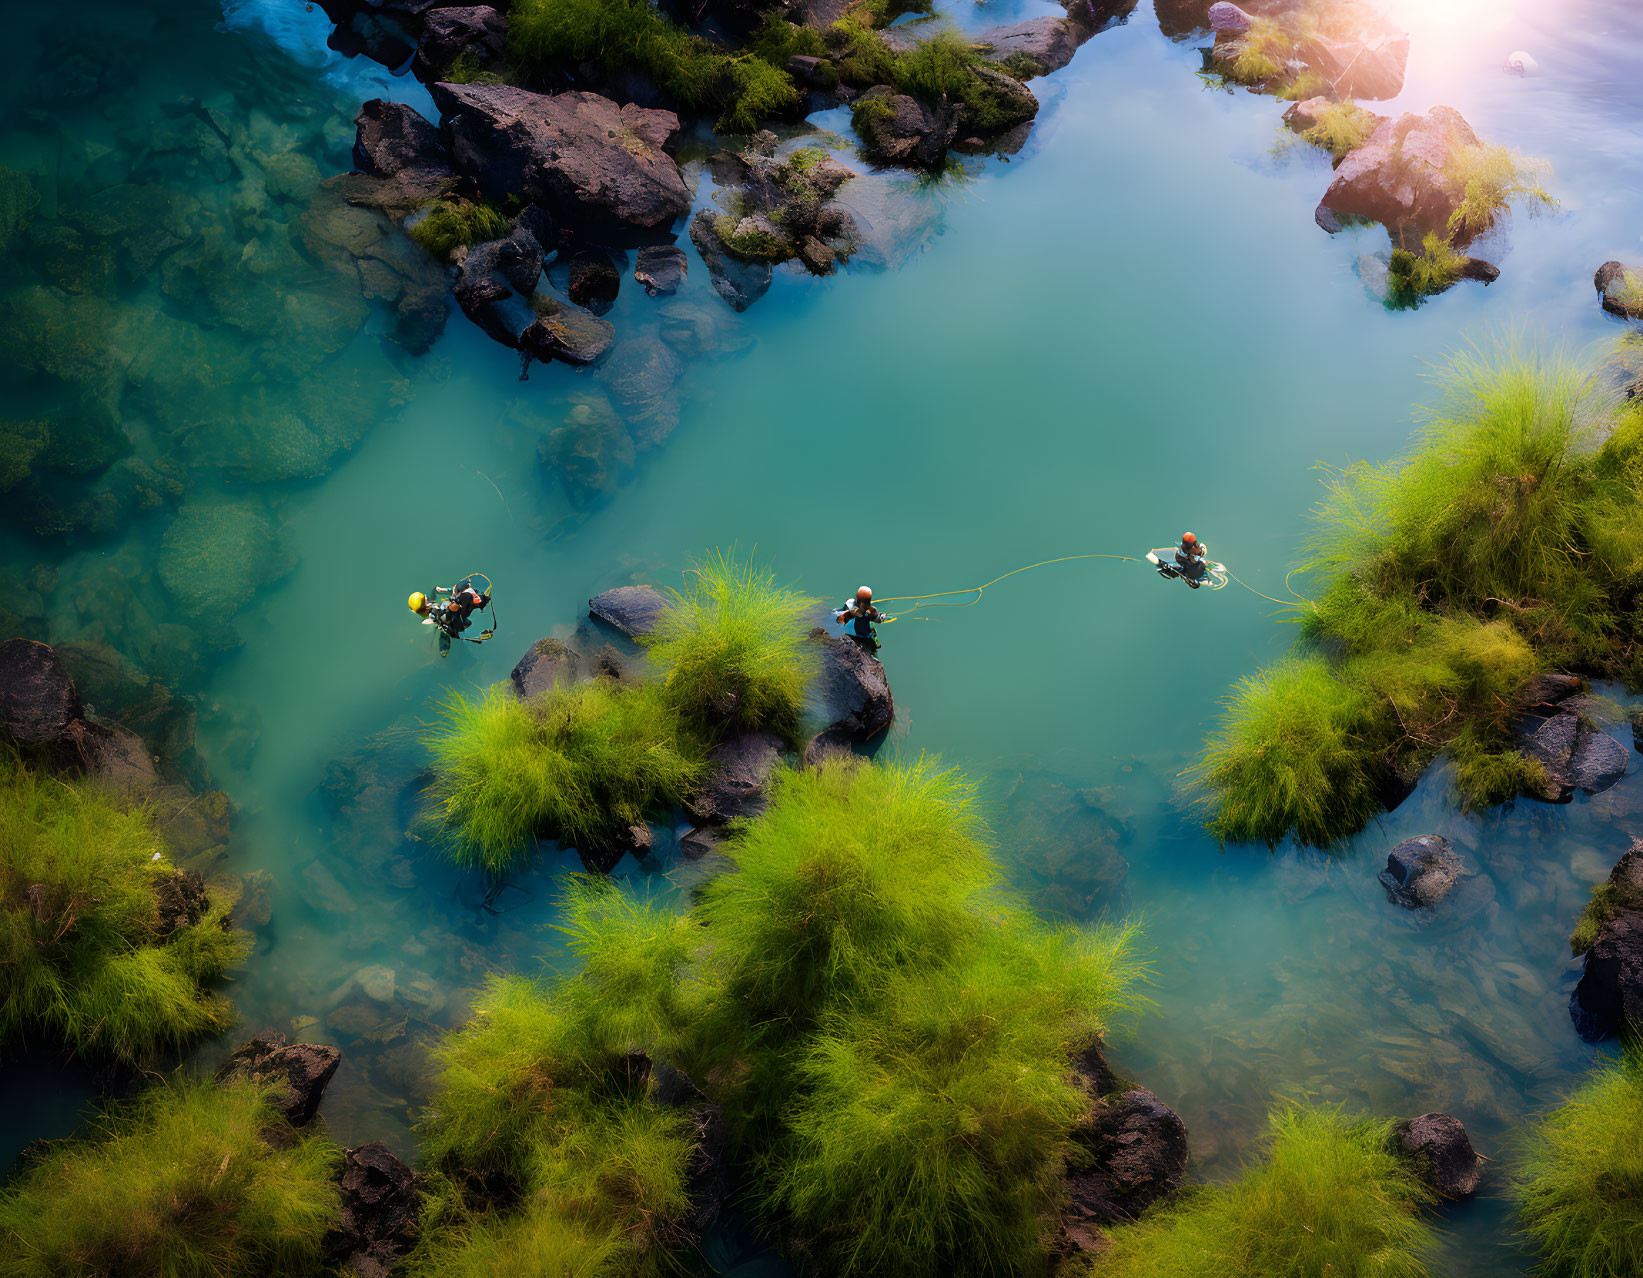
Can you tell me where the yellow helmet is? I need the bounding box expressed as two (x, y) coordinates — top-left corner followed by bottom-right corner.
(408, 592), (428, 614)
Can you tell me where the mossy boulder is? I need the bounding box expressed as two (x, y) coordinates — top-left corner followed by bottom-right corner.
(1595, 260), (1643, 321)
(157, 501), (296, 623)
(539, 393), (635, 505)
(59, 183), (202, 281)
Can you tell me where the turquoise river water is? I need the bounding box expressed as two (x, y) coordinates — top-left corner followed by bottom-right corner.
(4, 0), (1643, 1272)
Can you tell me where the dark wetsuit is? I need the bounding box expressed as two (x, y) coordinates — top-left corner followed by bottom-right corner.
(1174, 542), (1208, 588)
(432, 582), (490, 652)
(836, 601), (886, 654)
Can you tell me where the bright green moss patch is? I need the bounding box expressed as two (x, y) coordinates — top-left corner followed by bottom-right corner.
(1222, 18), (1294, 85)
(1388, 231), (1468, 302)
(0, 754), (249, 1063)
(410, 891), (700, 1276)
(421, 683), (703, 876)
(1515, 1050), (1643, 1278)
(643, 551), (817, 742)
(1300, 100), (1380, 161)
(1445, 142), (1554, 242)
(0, 1077), (342, 1278)
(408, 198), (512, 262)
(692, 759), (1147, 1277)
(1198, 347), (1643, 845)
(1093, 1106), (1437, 1278)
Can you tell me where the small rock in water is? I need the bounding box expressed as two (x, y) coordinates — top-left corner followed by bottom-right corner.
(354, 964), (397, 1004)
(587, 584), (667, 639)
(634, 244), (686, 296)
(1378, 834), (1461, 909)
(1393, 1112), (1482, 1196)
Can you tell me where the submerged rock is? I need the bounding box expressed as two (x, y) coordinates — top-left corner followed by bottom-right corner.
(634, 244), (687, 296)
(430, 83), (691, 240)
(1571, 842), (1643, 1040)
(599, 334), (683, 448)
(1595, 261), (1643, 321)
(1392, 1112), (1481, 1197)
(217, 1028), (342, 1127)
(1066, 1087), (1189, 1227)
(157, 502), (295, 626)
(1378, 835), (1461, 910)
(522, 294), (615, 366)
(588, 584), (668, 639)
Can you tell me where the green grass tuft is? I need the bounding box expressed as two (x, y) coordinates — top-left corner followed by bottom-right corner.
(1515, 1049), (1643, 1278)
(1301, 100), (1380, 161)
(421, 683), (703, 876)
(0, 753), (250, 1063)
(1446, 143), (1555, 242)
(1223, 18), (1293, 85)
(1192, 654), (1386, 848)
(643, 552), (817, 741)
(1388, 231), (1468, 302)
(409, 199), (513, 262)
(1093, 1106), (1437, 1278)
(0, 1076), (341, 1277)
(1198, 345), (1643, 845)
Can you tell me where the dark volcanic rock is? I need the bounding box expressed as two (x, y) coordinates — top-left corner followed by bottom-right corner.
(679, 826), (725, 860)
(0, 638), (85, 759)
(451, 226), (544, 348)
(1521, 711), (1628, 801)
(329, 1141), (421, 1278)
(690, 731), (784, 824)
(1317, 107), (1483, 245)
(1378, 834), (1461, 910)
(1595, 261), (1643, 321)
(430, 83), (691, 240)
(854, 86), (964, 169)
(635, 245), (687, 295)
(1066, 1088), (1189, 1226)
(521, 295), (615, 365)
(1520, 673), (1584, 710)
(414, 5), (507, 81)
(353, 100), (451, 185)
(588, 584), (667, 639)
(1570, 854), (1643, 1038)
(511, 638), (579, 700)
(807, 627), (894, 743)
(217, 1028), (342, 1127)
(1392, 1112), (1481, 1197)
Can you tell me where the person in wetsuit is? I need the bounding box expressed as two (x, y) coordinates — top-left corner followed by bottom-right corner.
(835, 586), (889, 655)
(409, 580), (492, 656)
(1174, 532), (1209, 589)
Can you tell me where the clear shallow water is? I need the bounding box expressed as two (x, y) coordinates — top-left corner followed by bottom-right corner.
(5, 1), (1643, 1271)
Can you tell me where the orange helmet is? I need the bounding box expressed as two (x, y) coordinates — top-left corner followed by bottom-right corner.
(1182, 532), (1197, 546)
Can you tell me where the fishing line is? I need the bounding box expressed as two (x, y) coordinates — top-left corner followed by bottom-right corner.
(869, 549), (1315, 616)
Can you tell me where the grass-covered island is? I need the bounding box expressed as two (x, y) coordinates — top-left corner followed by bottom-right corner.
(0, 751), (249, 1066)
(1195, 347), (1643, 848)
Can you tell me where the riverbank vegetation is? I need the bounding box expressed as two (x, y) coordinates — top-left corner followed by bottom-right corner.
(421, 683), (702, 876)
(643, 551), (816, 742)
(1514, 1050), (1643, 1278)
(1196, 348), (1643, 846)
(0, 1077), (341, 1277)
(1092, 1106), (1436, 1277)
(0, 753), (249, 1063)
(412, 758), (1146, 1277)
